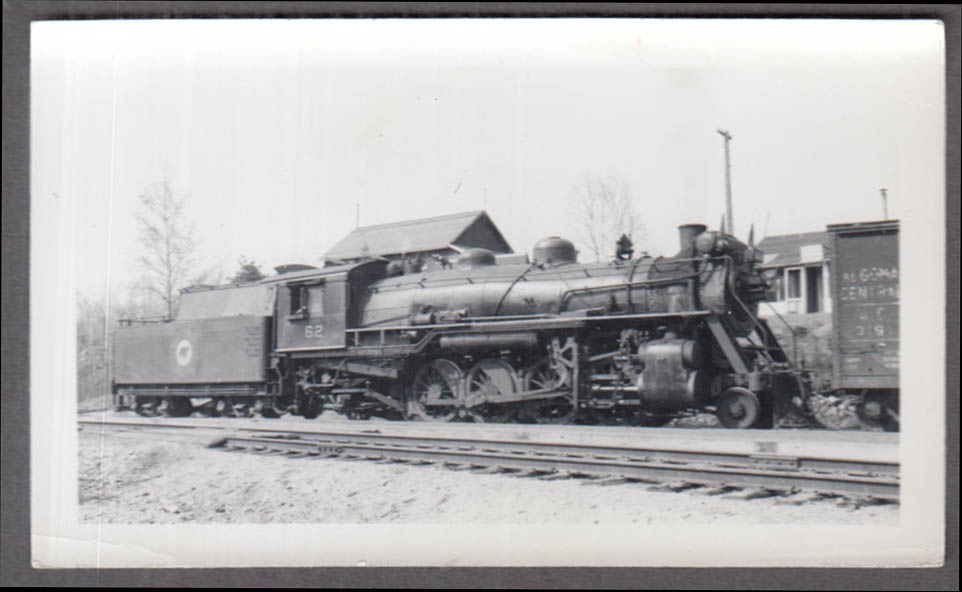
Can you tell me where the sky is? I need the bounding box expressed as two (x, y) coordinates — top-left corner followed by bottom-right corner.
(30, 19), (945, 300)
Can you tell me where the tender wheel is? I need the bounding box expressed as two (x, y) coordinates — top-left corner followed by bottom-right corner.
(135, 396), (161, 417)
(856, 391), (899, 432)
(220, 397), (253, 418)
(200, 399), (221, 417)
(521, 359), (576, 425)
(299, 394), (323, 420)
(716, 387), (761, 429)
(163, 397), (192, 418)
(410, 359), (463, 422)
(464, 359), (521, 423)
(259, 406), (281, 419)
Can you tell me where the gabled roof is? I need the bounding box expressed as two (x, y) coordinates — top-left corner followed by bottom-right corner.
(756, 231), (828, 268)
(323, 210), (513, 261)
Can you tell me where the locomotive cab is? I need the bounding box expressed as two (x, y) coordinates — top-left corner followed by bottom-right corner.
(269, 259), (388, 353)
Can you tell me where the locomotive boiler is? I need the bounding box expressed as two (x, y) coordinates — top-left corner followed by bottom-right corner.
(113, 223), (806, 428)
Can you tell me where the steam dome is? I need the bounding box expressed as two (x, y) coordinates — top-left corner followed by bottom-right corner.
(533, 236), (577, 266)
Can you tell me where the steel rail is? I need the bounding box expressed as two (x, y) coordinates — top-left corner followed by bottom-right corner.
(211, 433), (898, 499)
(79, 418), (898, 500)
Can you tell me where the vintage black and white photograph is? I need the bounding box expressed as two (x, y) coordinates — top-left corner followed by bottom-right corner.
(29, 17), (946, 568)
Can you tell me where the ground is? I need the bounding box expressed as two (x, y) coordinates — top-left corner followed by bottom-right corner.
(78, 426), (897, 525)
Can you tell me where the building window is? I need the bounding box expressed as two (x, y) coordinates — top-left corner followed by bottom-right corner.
(787, 268), (801, 300)
(805, 266), (822, 313)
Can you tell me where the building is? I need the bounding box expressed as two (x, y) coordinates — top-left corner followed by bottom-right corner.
(323, 210), (515, 270)
(756, 230), (832, 316)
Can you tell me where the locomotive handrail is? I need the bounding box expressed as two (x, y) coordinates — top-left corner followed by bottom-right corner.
(724, 263), (809, 401)
(720, 254), (788, 366)
(356, 313), (413, 328)
(346, 310), (713, 336)
(330, 311), (718, 355)
(556, 271), (703, 313)
(715, 254), (768, 341)
(761, 301), (799, 366)
(624, 254), (657, 310)
(555, 254), (722, 314)
(454, 313), (556, 322)
(626, 254), (653, 283)
(117, 316), (171, 326)
(724, 265), (793, 367)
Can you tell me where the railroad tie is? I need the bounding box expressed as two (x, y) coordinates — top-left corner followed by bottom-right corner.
(722, 488), (785, 501)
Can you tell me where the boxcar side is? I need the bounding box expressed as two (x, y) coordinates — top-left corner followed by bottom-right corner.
(828, 220), (899, 388)
(826, 220), (899, 429)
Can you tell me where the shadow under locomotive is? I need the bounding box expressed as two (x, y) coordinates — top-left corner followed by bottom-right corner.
(113, 224), (815, 429)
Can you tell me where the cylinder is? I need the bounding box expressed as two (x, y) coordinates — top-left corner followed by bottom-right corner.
(678, 224), (707, 251)
(681, 339), (705, 368)
(438, 332), (539, 351)
(637, 339), (702, 368)
(636, 338), (711, 411)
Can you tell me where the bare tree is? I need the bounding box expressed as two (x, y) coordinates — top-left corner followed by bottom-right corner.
(135, 178), (198, 319)
(569, 174), (646, 262)
(76, 296), (108, 408)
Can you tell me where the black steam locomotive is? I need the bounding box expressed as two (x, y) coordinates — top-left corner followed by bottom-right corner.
(113, 224), (807, 428)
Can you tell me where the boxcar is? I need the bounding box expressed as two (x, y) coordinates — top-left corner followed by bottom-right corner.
(826, 220), (899, 430)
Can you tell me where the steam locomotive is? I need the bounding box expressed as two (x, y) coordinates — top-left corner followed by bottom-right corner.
(112, 223), (808, 428)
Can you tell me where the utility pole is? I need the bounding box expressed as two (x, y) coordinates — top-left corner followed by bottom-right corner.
(880, 188), (888, 219)
(717, 129), (733, 235)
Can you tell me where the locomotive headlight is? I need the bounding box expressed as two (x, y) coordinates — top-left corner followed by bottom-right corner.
(694, 231), (717, 254)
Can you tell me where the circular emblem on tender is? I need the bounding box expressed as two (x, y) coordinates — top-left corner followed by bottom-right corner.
(176, 339), (193, 367)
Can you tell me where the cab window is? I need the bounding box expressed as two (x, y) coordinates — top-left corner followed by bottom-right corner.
(289, 285), (308, 319)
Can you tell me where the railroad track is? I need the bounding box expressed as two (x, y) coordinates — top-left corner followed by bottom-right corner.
(78, 417), (899, 502)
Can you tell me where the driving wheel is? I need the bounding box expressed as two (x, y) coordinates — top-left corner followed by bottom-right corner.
(464, 359), (520, 423)
(521, 359), (576, 425)
(410, 359), (463, 422)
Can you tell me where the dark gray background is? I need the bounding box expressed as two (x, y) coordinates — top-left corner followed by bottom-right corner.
(3, 2), (958, 588)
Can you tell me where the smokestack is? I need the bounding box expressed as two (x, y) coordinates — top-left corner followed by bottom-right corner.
(678, 224), (707, 251)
